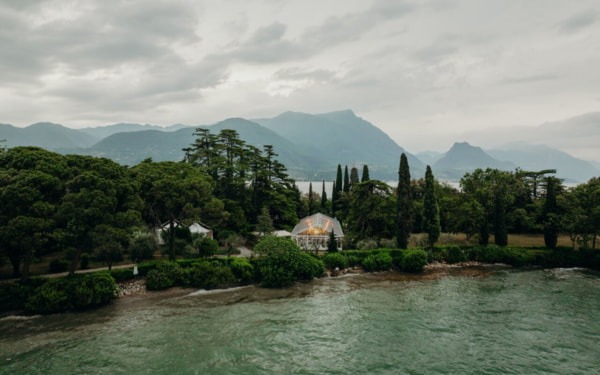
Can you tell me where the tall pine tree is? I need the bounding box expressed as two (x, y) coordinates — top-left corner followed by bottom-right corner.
(396, 153), (413, 249)
(543, 177), (560, 249)
(350, 167), (359, 189)
(343, 165), (350, 193)
(308, 182), (314, 215)
(361, 165), (370, 182)
(422, 165), (440, 249)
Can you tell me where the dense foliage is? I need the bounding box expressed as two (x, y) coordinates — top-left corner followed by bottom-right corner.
(254, 236), (324, 288)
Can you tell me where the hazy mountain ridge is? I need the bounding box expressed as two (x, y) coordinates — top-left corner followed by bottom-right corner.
(254, 110), (424, 178)
(2, 111), (599, 181)
(433, 142), (516, 180)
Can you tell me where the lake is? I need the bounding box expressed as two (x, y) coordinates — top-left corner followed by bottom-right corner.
(1, 267), (599, 374)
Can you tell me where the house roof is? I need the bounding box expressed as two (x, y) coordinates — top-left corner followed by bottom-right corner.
(291, 213), (344, 237)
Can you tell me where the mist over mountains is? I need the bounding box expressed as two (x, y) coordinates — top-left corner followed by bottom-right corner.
(1, 110), (598, 182)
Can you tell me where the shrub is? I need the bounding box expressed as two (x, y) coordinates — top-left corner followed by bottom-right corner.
(25, 273), (117, 314)
(295, 252), (325, 280)
(48, 259), (70, 273)
(362, 252), (393, 272)
(0, 278), (48, 312)
(445, 246), (467, 264)
(323, 253), (349, 270)
(191, 236), (219, 258)
(145, 262), (181, 290)
(254, 237), (322, 288)
(230, 258), (255, 284)
(110, 268), (134, 282)
(400, 249), (428, 272)
(182, 261), (235, 289)
(128, 233), (157, 261)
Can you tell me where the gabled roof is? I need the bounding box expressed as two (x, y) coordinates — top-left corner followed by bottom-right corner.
(291, 213), (344, 237)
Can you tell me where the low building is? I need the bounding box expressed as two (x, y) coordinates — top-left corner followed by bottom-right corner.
(291, 213), (344, 251)
(155, 221), (213, 245)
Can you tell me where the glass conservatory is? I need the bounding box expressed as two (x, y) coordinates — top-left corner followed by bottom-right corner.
(291, 213), (344, 251)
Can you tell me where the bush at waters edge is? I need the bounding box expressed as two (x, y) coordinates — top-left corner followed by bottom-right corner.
(2, 246), (599, 315)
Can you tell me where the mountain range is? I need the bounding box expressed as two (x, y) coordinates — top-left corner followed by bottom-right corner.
(1, 111), (599, 182)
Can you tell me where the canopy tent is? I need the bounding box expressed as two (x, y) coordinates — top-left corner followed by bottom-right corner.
(291, 213), (344, 251)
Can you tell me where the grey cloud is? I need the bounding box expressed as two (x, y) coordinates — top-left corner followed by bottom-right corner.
(501, 74), (558, 85)
(0, 0), (202, 84)
(248, 22), (287, 44)
(415, 40), (458, 61)
(273, 67), (337, 82)
(558, 11), (598, 33)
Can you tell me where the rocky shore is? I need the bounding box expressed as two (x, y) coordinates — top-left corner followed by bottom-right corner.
(117, 279), (147, 297)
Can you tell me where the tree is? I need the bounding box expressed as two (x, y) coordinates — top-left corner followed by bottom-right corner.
(320, 180), (328, 214)
(133, 161), (222, 261)
(256, 206), (274, 236)
(58, 156), (142, 274)
(361, 165), (370, 182)
(327, 230), (338, 252)
(95, 241), (124, 271)
(542, 177), (561, 249)
(0, 148), (68, 279)
(422, 166), (440, 249)
(350, 167), (359, 189)
(308, 182), (314, 215)
(347, 180), (396, 240)
(343, 165), (350, 193)
(396, 153), (413, 249)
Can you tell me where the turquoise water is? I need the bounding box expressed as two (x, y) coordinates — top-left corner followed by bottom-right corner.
(1, 267), (599, 374)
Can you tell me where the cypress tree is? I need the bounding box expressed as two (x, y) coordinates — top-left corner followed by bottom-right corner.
(422, 165), (440, 249)
(396, 153), (413, 249)
(343, 165), (350, 193)
(361, 165), (370, 182)
(335, 164), (343, 194)
(350, 167), (359, 189)
(320, 180), (328, 214)
(327, 230), (338, 252)
(308, 182), (314, 215)
(543, 177), (559, 249)
(331, 180), (338, 215)
(494, 195), (508, 246)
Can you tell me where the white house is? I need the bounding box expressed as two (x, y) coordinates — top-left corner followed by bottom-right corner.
(291, 213), (344, 251)
(155, 221), (213, 245)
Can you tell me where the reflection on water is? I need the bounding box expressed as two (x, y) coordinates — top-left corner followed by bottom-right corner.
(1, 267), (599, 374)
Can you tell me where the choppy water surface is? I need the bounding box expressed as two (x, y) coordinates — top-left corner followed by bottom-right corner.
(1, 267), (599, 374)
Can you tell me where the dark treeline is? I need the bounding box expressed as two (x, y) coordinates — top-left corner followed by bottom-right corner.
(0, 129), (305, 280)
(2, 134), (600, 281)
(312, 155), (600, 252)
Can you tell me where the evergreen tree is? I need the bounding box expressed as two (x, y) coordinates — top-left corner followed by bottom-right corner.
(396, 153), (413, 249)
(422, 165), (440, 249)
(361, 165), (370, 182)
(494, 195), (508, 246)
(320, 180), (328, 214)
(327, 230), (338, 252)
(343, 165), (350, 193)
(308, 182), (314, 215)
(331, 180), (338, 215)
(350, 167), (359, 189)
(335, 164), (343, 194)
(256, 206), (274, 236)
(543, 177), (560, 249)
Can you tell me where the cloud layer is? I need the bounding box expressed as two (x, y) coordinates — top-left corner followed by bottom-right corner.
(1, 0), (599, 158)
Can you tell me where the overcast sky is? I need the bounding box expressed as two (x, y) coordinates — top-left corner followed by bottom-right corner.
(1, 0), (599, 154)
